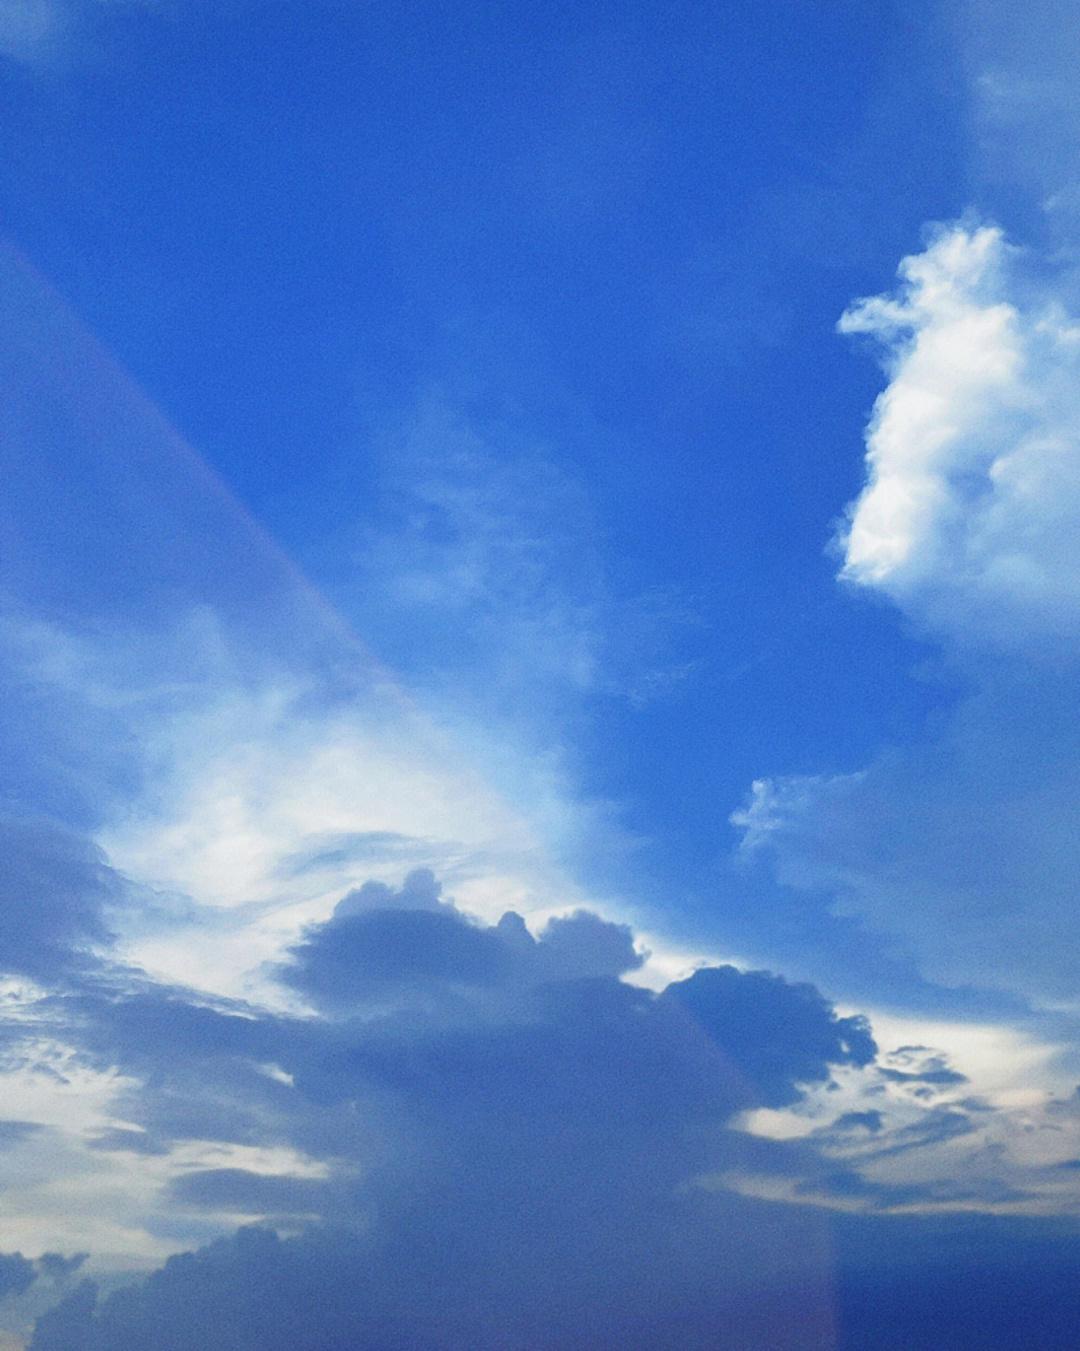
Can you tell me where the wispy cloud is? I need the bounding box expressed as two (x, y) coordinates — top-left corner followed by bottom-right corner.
(351, 390), (699, 716)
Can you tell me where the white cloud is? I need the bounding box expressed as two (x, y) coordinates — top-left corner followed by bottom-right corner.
(734, 221), (1080, 1006)
(837, 223), (1080, 649)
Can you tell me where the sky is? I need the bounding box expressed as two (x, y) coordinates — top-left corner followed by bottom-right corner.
(3, 0), (1080, 1346)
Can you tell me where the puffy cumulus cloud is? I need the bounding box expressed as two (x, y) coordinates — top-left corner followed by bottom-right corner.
(735, 224), (1080, 1001)
(85, 885), (864, 1168)
(661, 966), (875, 1110)
(1, 873), (903, 1347)
(281, 868), (644, 1014)
(837, 223), (1080, 649)
(0, 1252), (84, 1306)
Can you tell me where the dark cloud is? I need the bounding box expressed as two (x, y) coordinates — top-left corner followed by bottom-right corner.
(8, 862), (1063, 1350)
(531, 907), (644, 980)
(43, 883), (889, 1323)
(877, 1047), (968, 1094)
(864, 1106), (979, 1158)
(31, 1212), (1080, 1351)
(167, 1170), (335, 1219)
(0, 1253), (36, 1300)
(0, 816), (116, 981)
(35, 1254), (87, 1285)
(34, 868), (1043, 1350)
(281, 869), (644, 1015)
(27, 1209), (841, 1351)
(661, 965), (876, 1107)
(795, 1168), (932, 1208)
(331, 867), (445, 917)
(879, 1066), (967, 1087)
(283, 904), (513, 1008)
(832, 1110), (883, 1133)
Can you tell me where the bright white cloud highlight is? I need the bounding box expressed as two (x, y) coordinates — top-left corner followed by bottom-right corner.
(838, 223), (1080, 647)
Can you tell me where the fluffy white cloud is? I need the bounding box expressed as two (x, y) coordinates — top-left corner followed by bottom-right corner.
(736, 222), (1080, 1006)
(837, 223), (1080, 649)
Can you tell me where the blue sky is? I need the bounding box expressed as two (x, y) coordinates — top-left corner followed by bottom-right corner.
(4, 1), (1080, 1347)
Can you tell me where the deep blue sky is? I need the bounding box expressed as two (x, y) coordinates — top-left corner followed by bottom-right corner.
(3, 0), (967, 908)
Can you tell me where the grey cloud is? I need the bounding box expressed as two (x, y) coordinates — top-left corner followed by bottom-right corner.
(35, 1254), (86, 1284)
(281, 904), (514, 1010)
(532, 907), (643, 980)
(0, 816), (116, 982)
(167, 1170), (336, 1219)
(0, 1254), (37, 1300)
(31, 1210), (1080, 1351)
(28, 881), (1061, 1350)
(879, 1067), (967, 1087)
(332, 867), (445, 918)
(795, 1168), (932, 1209)
(661, 965), (876, 1108)
(56, 886), (888, 1271)
(27, 1206), (842, 1351)
(832, 1110), (883, 1133)
(281, 869), (643, 1013)
(861, 1107), (980, 1160)
(878, 1049), (968, 1090)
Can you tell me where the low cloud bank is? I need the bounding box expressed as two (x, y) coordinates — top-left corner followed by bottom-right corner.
(29, 1212), (1080, 1351)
